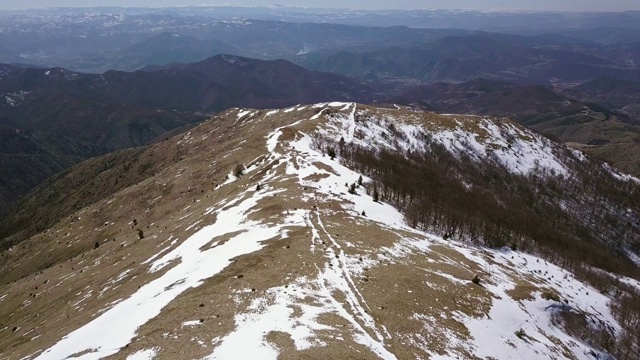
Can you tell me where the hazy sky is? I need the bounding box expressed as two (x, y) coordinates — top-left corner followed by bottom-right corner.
(0, 0), (639, 12)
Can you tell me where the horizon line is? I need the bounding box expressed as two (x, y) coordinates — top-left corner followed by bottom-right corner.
(0, 5), (639, 14)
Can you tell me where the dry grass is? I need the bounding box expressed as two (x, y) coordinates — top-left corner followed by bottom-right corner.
(0, 104), (603, 359)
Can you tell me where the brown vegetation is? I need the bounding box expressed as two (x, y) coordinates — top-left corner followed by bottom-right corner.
(313, 108), (640, 357)
(314, 112), (640, 279)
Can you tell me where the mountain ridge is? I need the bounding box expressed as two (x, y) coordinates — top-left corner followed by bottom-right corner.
(0, 102), (638, 359)
(389, 79), (640, 177)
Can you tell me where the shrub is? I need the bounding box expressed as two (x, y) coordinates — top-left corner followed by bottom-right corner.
(472, 275), (481, 285)
(234, 164), (245, 177)
(541, 290), (561, 302)
(328, 147), (336, 160)
(348, 183), (357, 195)
(515, 329), (526, 339)
(137, 229), (144, 239)
(551, 309), (616, 353)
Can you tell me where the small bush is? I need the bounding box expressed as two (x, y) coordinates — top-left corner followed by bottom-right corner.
(234, 164), (245, 177)
(328, 147), (336, 160)
(472, 275), (481, 285)
(348, 183), (357, 195)
(94, 241), (100, 249)
(541, 290), (561, 302)
(137, 229), (144, 239)
(515, 329), (526, 339)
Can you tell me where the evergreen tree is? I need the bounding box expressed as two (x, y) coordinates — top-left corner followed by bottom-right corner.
(328, 147), (336, 160)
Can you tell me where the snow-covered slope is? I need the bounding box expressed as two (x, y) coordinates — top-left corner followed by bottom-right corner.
(319, 103), (570, 176)
(1, 103), (637, 360)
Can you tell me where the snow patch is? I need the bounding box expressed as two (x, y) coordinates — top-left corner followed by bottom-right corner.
(36, 188), (305, 360)
(126, 348), (158, 360)
(182, 320), (202, 327)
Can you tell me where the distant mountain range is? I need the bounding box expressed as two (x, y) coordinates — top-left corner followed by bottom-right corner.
(0, 55), (374, 214)
(300, 33), (640, 84)
(104, 32), (242, 72)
